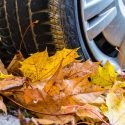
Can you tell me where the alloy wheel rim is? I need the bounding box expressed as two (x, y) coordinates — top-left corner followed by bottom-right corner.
(80, 0), (125, 71)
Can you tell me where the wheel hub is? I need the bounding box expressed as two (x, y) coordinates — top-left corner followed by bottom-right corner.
(103, 0), (125, 47)
(80, 0), (125, 70)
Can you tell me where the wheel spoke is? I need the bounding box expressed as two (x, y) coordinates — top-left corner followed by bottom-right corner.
(84, 0), (114, 20)
(87, 7), (117, 40)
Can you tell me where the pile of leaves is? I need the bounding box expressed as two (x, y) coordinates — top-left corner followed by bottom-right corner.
(0, 48), (125, 125)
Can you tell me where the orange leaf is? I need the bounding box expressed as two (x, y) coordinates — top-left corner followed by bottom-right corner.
(23, 88), (43, 104)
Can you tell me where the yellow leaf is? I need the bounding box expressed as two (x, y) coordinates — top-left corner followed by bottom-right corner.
(48, 86), (60, 96)
(44, 80), (60, 96)
(103, 92), (125, 125)
(20, 48), (79, 82)
(43, 62), (64, 96)
(91, 61), (117, 87)
(0, 73), (13, 80)
(44, 80), (53, 93)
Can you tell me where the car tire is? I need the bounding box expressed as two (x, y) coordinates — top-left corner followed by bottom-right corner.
(0, 0), (89, 65)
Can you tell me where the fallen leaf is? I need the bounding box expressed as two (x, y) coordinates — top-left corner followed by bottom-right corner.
(63, 60), (99, 79)
(7, 51), (24, 76)
(0, 60), (7, 74)
(23, 88), (43, 104)
(0, 73), (13, 80)
(20, 48), (79, 82)
(0, 96), (7, 114)
(73, 93), (105, 104)
(44, 63), (65, 96)
(0, 77), (25, 90)
(91, 61), (117, 87)
(33, 115), (75, 125)
(102, 92), (125, 125)
(61, 104), (103, 120)
(64, 78), (104, 95)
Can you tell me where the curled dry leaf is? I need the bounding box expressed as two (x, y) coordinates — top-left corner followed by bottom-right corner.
(7, 51), (24, 76)
(0, 96), (7, 114)
(33, 115), (75, 125)
(0, 76), (25, 91)
(0, 60), (7, 74)
(63, 60), (100, 79)
(64, 78), (104, 96)
(61, 104), (103, 120)
(73, 93), (105, 104)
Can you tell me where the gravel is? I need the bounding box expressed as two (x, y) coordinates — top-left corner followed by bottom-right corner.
(0, 114), (20, 125)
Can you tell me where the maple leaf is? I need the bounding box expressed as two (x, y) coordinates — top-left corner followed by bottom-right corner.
(20, 48), (79, 82)
(1, 52), (115, 125)
(102, 92), (125, 125)
(91, 61), (117, 87)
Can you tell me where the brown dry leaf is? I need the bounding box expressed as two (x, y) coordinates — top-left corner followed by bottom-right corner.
(32, 118), (55, 125)
(14, 88), (60, 114)
(7, 51), (24, 76)
(3, 50), (110, 124)
(73, 93), (105, 104)
(0, 77), (25, 90)
(12, 64), (103, 115)
(64, 77), (104, 95)
(33, 115), (75, 125)
(61, 104), (103, 120)
(0, 96), (7, 114)
(44, 63), (64, 96)
(63, 60), (100, 79)
(0, 60), (7, 74)
(23, 88), (43, 104)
